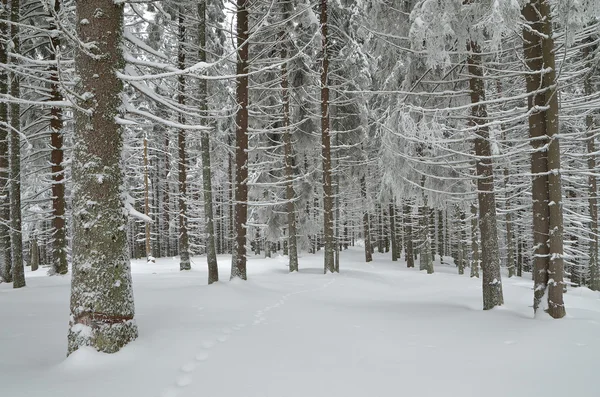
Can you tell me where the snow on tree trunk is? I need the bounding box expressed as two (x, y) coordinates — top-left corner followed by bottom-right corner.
(467, 40), (503, 309)
(177, 9), (190, 272)
(390, 203), (398, 261)
(49, 0), (68, 276)
(198, 0), (218, 284)
(361, 176), (372, 263)
(143, 137), (152, 262)
(404, 202), (414, 268)
(68, 0), (138, 355)
(523, 0), (565, 318)
(0, 0), (11, 283)
(470, 204), (480, 278)
(231, 0), (249, 280)
(583, 38), (599, 291)
(10, 0), (25, 289)
(280, 0), (298, 273)
(320, 0), (335, 274)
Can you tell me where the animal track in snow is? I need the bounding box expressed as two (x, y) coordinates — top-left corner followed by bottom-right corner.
(160, 276), (336, 397)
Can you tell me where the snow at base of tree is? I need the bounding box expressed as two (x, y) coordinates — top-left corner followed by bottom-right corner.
(1, 247), (598, 397)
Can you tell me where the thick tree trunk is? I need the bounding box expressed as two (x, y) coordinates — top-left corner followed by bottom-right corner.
(177, 9), (190, 271)
(467, 40), (503, 309)
(68, 0), (138, 355)
(231, 0), (249, 280)
(523, 0), (565, 318)
(0, 0), (11, 282)
(320, 0), (335, 273)
(49, 0), (68, 275)
(10, 0), (24, 289)
(198, 0), (218, 283)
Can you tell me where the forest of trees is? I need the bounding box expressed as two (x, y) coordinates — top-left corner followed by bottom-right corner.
(0, 0), (599, 354)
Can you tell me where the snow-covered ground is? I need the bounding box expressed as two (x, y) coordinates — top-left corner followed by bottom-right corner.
(2, 247), (599, 397)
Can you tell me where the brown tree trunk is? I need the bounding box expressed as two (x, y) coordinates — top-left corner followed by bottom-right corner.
(467, 40), (503, 309)
(0, 0), (11, 282)
(231, 0), (249, 279)
(470, 204), (480, 278)
(280, 0), (298, 273)
(523, 0), (565, 318)
(10, 0), (25, 288)
(68, 0), (138, 355)
(198, 0), (218, 283)
(143, 137), (152, 261)
(584, 38), (599, 290)
(177, 9), (190, 271)
(390, 203), (398, 261)
(320, 0), (335, 273)
(361, 176), (372, 262)
(404, 203), (414, 268)
(48, 0), (68, 275)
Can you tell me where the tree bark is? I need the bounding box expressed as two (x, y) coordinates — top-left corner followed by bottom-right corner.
(143, 137), (152, 262)
(177, 9), (190, 271)
(470, 204), (480, 278)
(467, 40), (503, 309)
(48, 0), (68, 275)
(198, 0), (218, 283)
(523, 0), (565, 318)
(0, 0), (11, 282)
(320, 0), (335, 273)
(361, 176), (372, 262)
(390, 203), (398, 261)
(231, 0), (249, 280)
(280, 0), (298, 273)
(584, 38), (599, 290)
(68, 0), (138, 355)
(30, 237), (39, 271)
(10, 0), (25, 289)
(404, 203), (414, 268)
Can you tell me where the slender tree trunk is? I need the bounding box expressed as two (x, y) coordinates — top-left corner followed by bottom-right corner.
(390, 203), (398, 261)
(10, 0), (24, 288)
(361, 176), (372, 262)
(456, 210), (465, 275)
(437, 209), (444, 263)
(503, 168), (515, 277)
(523, 0), (565, 318)
(467, 40), (503, 309)
(162, 130), (170, 258)
(177, 9), (190, 271)
(470, 204), (480, 278)
(143, 137), (152, 262)
(280, 0), (298, 273)
(48, 0), (68, 275)
(418, 177), (433, 274)
(404, 203), (414, 268)
(231, 0), (249, 279)
(584, 39), (599, 290)
(320, 0), (335, 273)
(198, 0), (218, 283)
(0, 0), (11, 282)
(30, 237), (39, 271)
(68, 0), (138, 355)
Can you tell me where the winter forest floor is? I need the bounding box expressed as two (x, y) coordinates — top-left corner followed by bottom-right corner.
(1, 247), (599, 397)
